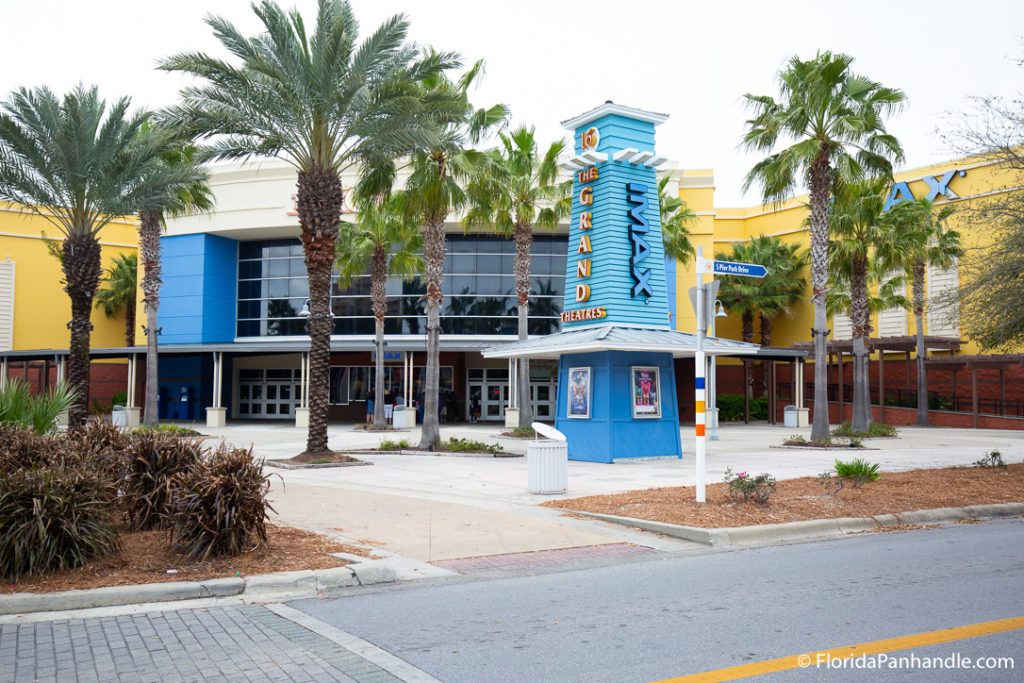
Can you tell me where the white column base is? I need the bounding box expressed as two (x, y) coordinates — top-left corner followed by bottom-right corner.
(125, 407), (141, 429)
(205, 406), (226, 428)
(504, 408), (519, 428)
(295, 407), (310, 429)
(57, 410), (69, 429)
(796, 407), (810, 427)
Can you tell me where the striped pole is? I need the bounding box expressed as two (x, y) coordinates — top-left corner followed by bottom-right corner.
(695, 247), (707, 503)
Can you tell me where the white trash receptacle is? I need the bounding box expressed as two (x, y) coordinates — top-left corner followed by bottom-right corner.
(392, 406), (407, 429)
(111, 405), (127, 428)
(527, 422), (568, 495)
(783, 405), (798, 428)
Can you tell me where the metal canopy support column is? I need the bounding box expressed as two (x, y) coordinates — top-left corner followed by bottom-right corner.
(294, 351), (310, 429)
(769, 361), (777, 424)
(1, 355), (6, 382)
(952, 369), (958, 411)
(905, 350), (912, 396)
(206, 351), (226, 428)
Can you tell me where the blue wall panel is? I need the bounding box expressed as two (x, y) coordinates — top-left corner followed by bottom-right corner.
(555, 350), (682, 462)
(161, 234), (237, 344)
(563, 113), (671, 330)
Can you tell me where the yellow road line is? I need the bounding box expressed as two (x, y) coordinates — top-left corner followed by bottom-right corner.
(656, 616), (1024, 682)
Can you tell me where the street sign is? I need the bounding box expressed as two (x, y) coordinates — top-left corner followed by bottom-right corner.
(688, 280), (721, 330)
(699, 259), (767, 278)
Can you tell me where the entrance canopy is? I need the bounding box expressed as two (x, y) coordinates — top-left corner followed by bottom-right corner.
(481, 324), (763, 359)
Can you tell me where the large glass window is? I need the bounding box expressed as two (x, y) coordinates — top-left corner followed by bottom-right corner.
(329, 365), (454, 404)
(237, 235), (566, 337)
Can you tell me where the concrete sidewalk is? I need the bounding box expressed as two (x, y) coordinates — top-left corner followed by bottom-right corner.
(196, 421), (1024, 565)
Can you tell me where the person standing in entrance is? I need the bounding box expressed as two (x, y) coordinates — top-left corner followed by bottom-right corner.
(470, 389), (481, 423)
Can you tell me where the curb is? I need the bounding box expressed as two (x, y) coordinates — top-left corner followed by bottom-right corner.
(0, 560), (397, 616)
(565, 502), (1024, 548)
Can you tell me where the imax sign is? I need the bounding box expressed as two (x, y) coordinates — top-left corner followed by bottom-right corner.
(883, 169), (966, 211)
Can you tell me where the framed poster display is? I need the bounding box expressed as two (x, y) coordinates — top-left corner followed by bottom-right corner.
(631, 366), (661, 418)
(567, 366), (592, 419)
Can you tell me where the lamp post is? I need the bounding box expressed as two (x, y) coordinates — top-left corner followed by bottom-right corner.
(709, 299), (727, 441)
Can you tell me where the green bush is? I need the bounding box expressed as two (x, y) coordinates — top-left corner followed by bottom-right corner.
(131, 423), (202, 437)
(973, 450), (1006, 468)
(121, 432), (203, 531)
(167, 445), (273, 561)
(379, 438), (411, 451)
(716, 394), (769, 422)
(0, 377), (75, 434)
(831, 421), (897, 438)
(111, 390), (128, 408)
(0, 464), (120, 580)
(723, 467), (776, 503)
(442, 437), (502, 455)
(832, 458), (881, 487)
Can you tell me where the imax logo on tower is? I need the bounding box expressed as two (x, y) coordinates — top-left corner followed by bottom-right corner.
(883, 169), (966, 211)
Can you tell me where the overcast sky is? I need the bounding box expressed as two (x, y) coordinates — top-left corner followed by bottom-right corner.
(2, 0), (1021, 205)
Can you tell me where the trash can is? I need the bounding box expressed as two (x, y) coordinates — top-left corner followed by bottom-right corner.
(111, 405), (127, 428)
(527, 439), (567, 494)
(392, 405), (407, 429)
(783, 405), (798, 428)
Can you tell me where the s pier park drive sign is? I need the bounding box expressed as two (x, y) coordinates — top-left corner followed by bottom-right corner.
(699, 258), (767, 278)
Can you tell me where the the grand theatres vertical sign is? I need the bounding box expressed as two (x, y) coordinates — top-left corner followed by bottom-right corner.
(560, 103), (672, 329)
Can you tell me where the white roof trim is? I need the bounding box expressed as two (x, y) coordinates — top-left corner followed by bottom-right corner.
(561, 103), (669, 130)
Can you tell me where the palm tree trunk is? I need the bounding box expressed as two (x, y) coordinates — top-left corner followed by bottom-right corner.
(62, 233), (103, 429)
(419, 215), (445, 449)
(124, 291), (136, 347)
(295, 169), (343, 455)
(371, 245), (387, 428)
(139, 210), (162, 427)
(514, 222), (533, 427)
(913, 261), (929, 425)
(850, 255), (872, 432)
(809, 147), (832, 440)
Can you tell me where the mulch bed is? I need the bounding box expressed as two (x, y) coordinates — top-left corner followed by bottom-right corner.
(3, 524), (369, 594)
(545, 464), (1024, 529)
(278, 450), (363, 464)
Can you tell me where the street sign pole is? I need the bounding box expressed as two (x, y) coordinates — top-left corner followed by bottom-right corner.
(695, 247), (707, 503)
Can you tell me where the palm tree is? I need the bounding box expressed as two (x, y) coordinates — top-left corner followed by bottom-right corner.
(827, 178), (913, 430)
(161, 0), (457, 455)
(464, 127), (571, 427)
(893, 198), (962, 425)
(136, 137), (213, 427)
(658, 175), (696, 265)
(337, 192), (422, 427)
(401, 60), (506, 447)
(718, 236), (807, 396)
(95, 253), (139, 346)
(0, 85), (205, 428)
(742, 51), (905, 440)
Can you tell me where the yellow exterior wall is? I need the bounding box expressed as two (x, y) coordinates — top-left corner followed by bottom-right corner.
(0, 203), (139, 351)
(674, 155), (1023, 356)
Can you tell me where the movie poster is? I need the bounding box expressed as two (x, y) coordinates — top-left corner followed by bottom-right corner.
(631, 366), (661, 418)
(567, 367), (591, 419)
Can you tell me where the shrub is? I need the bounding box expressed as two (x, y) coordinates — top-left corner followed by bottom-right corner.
(723, 467), (776, 504)
(502, 426), (537, 438)
(442, 437), (502, 455)
(0, 464), (120, 580)
(166, 445), (273, 560)
(379, 439), (411, 451)
(131, 424), (202, 437)
(121, 432), (203, 531)
(0, 422), (56, 472)
(832, 458), (881, 487)
(817, 470), (845, 496)
(716, 394), (769, 422)
(831, 421), (897, 438)
(973, 450), (1006, 468)
(0, 377), (75, 434)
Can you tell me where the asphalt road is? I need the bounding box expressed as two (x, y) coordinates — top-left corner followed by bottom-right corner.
(289, 519), (1024, 682)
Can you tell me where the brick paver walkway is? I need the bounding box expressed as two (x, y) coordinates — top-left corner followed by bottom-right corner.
(0, 604), (406, 683)
(431, 543), (662, 574)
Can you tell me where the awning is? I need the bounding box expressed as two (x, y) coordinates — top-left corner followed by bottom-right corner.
(481, 324), (765, 360)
